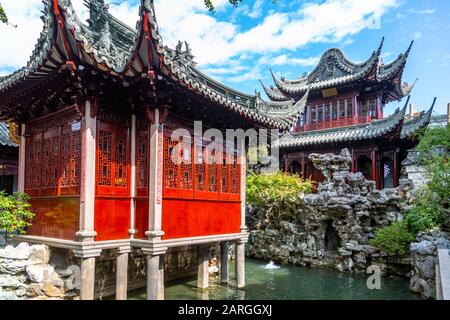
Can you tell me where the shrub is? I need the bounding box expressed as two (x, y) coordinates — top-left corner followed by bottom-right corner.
(0, 192), (34, 240)
(246, 171), (313, 207)
(369, 221), (415, 256)
(405, 202), (444, 235)
(415, 125), (450, 156)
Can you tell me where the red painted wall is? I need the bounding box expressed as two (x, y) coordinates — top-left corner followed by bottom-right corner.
(134, 198), (149, 239)
(27, 197), (80, 240)
(94, 198), (130, 241)
(162, 199), (240, 239)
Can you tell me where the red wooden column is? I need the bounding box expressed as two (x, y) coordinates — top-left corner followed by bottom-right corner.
(393, 148), (399, 188)
(371, 149), (379, 189)
(18, 124), (26, 192)
(353, 96), (358, 124)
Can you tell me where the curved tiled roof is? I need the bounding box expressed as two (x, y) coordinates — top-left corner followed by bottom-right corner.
(0, 0), (301, 130)
(0, 123), (18, 148)
(401, 98), (435, 139)
(278, 97), (411, 148)
(261, 38), (415, 103)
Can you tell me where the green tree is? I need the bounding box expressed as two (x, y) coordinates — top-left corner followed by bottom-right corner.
(206, 0), (277, 13)
(0, 3), (7, 24)
(0, 192), (35, 242)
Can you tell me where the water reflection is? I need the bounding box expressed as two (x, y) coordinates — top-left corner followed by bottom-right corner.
(129, 258), (421, 300)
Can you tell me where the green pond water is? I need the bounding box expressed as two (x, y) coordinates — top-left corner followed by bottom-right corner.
(129, 258), (421, 300)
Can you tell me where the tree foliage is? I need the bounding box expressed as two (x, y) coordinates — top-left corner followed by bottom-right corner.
(0, 3), (7, 24)
(0, 192), (34, 237)
(415, 125), (450, 156)
(246, 171), (313, 207)
(371, 126), (449, 254)
(205, 0), (277, 13)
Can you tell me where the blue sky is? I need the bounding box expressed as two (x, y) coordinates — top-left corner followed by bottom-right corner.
(1, 0), (449, 115)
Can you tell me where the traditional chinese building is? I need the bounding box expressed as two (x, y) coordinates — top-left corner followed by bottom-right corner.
(259, 39), (435, 189)
(0, 0), (303, 300)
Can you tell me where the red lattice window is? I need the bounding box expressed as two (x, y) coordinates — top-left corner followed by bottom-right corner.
(96, 121), (130, 196)
(60, 132), (71, 188)
(136, 133), (149, 190)
(25, 116), (81, 197)
(50, 136), (59, 189)
(60, 123), (81, 194)
(70, 129), (81, 189)
(180, 145), (193, 190)
(97, 130), (113, 187)
(41, 137), (51, 191)
(164, 136), (178, 190)
(114, 133), (128, 188)
(230, 155), (240, 195)
(24, 136), (34, 191)
(195, 146), (206, 192)
(162, 128), (241, 201)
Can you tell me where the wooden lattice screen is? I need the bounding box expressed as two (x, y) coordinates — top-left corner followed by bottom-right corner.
(162, 134), (240, 201)
(25, 116), (81, 197)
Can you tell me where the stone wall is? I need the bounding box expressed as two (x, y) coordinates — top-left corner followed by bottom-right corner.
(1, 242), (218, 300)
(0, 243), (72, 300)
(48, 246), (202, 299)
(247, 149), (407, 273)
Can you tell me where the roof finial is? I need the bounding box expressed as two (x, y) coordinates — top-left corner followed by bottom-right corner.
(377, 36), (385, 54)
(405, 40), (414, 56)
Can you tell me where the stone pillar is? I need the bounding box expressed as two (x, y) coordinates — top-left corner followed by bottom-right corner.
(157, 255), (165, 300)
(129, 114), (137, 238)
(235, 240), (246, 289)
(197, 245), (209, 289)
(80, 257), (96, 300)
(146, 254), (160, 300)
(147, 108), (163, 236)
(78, 99), (97, 240)
(220, 241), (229, 284)
(116, 247), (131, 300)
(18, 124), (26, 193)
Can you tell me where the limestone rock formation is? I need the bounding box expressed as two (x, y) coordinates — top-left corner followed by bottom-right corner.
(409, 230), (450, 299)
(247, 149), (404, 273)
(0, 243), (79, 300)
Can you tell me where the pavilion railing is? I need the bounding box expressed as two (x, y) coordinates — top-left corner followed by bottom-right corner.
(294, 115), (373, 132)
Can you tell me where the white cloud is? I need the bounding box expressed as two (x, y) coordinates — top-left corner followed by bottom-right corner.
(0, 0), (44, 69)
(0, 0), (399, 83)
(272, 54), (320, 67)
(248, 0), (264, 19)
